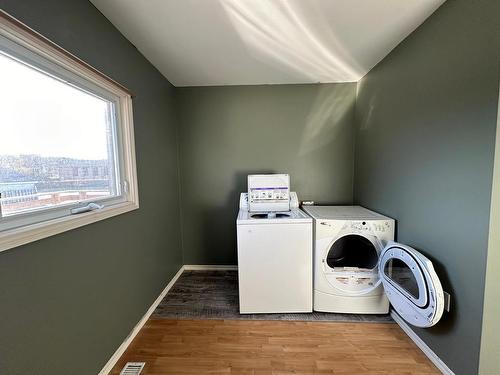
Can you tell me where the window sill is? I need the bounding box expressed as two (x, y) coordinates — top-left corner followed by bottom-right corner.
(0, 200), (139, 253)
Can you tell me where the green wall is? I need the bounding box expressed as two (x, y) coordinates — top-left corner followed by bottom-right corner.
(0, 1), (183, 374)
(353, 1), (500, 374)
(177, 84), (356, 264)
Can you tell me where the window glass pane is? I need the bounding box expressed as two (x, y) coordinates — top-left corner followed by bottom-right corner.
(384, 258), (420, 299)
(0, 52), (119, 217)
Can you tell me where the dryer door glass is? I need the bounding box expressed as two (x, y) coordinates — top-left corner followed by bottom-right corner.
(383, 258), (419, 299)
(379, 242), (445, 328)
(326, 234), (378, 270)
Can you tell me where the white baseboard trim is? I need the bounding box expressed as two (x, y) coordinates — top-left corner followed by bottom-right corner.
(98, 265), (185, 375)
(183, 264), (238, 271)
(390, 311), (454, 375)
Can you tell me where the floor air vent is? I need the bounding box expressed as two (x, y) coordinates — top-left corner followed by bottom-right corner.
(119, 362), (145, 375)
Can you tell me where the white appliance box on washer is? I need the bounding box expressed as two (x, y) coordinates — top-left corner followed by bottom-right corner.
(247, 174), (290, 212)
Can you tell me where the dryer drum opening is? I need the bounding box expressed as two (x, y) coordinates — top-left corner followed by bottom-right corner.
(327, 234), (378, 269)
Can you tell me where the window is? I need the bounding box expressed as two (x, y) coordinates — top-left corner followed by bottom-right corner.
(0, 13), (138, 252)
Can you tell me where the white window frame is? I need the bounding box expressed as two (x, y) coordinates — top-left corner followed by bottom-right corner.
(0, 12), (139, 253)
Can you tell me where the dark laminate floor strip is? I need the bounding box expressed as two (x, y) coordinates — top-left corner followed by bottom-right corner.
(152, 270), (393, 323)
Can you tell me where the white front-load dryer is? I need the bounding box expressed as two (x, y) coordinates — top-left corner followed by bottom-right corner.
(303, 206), (395, 314)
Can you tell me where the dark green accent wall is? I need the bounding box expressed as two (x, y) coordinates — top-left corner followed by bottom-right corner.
(353, 1), (500, 374)
(0, 1), (182, 375)
(177, 84), (356, 264)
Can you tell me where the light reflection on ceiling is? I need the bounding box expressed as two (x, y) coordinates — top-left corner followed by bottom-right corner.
(219, 0), (365, 82)
(90, 0), (445, 86)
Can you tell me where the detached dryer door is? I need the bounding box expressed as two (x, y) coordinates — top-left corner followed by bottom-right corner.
(378, 242), (444, 328)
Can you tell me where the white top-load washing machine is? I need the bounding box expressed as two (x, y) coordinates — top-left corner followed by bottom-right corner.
(237, 174), (313, 314)
(304, 205), (445, 328)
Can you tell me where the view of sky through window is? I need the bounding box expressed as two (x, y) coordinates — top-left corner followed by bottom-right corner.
(0, 52), (118, 216)
(0, 53), (109, 159)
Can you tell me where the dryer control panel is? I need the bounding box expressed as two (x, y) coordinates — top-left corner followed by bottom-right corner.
(349, 221), (391, 232)
(248, 174), (290, 212)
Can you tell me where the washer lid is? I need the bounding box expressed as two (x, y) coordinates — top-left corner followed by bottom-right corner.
(378, 241), (444, 328)
(236, 208), (312, 224)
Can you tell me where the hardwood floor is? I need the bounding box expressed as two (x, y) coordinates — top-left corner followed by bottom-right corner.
(110, 319), (439, 374)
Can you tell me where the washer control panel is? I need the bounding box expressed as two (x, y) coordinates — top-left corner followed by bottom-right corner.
(250, 188), (288, 201)
(248, 174), (290, 212)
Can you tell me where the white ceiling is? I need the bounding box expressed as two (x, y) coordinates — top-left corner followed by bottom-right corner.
(90, 0), (445, 87)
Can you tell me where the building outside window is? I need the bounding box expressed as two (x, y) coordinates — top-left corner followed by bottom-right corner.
(0, 14), (138, 252)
